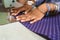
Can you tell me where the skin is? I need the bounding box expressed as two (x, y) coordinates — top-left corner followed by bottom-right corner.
(11, 5), (32, 15)
(16, 3), (47, 24)
(11, 0), (56, 24)
(11, 0), (34, 16)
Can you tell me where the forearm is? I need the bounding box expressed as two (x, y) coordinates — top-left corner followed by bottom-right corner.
(38, 2), (60, 13)
(47, 2), (60, 12)
(38, 3), (56, 13)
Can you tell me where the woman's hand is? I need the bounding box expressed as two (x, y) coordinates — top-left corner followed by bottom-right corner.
(16, 3), (48, 24)
(16, 8), (45, 24)
(11, 4), (32, 16)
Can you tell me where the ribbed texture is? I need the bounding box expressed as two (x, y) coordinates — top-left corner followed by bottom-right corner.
(18, 0), (60, 40)
(20, 14), (60, 40)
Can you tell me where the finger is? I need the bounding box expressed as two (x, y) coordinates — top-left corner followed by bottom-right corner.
(24, 10), (31, 14)
(22, 16), (36, 22)
(11, 13), (17, 16)
(17, 15), (31, 22)
(21, 12), (36, 22)
(21, 16), (33, 22)
(16, 14), (35, 22)
(30, 18), (40, 24)
(30, 14), (45, 24)
(16, 15), (27, 20)
(11, 10), (20, 16)
(24, 11), (28, 14)
(11, 7), (23, 16)
(11, 9), (14, 12)
(11, 9), (18, 16)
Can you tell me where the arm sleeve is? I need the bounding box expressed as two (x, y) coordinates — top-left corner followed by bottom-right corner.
(35, 0), (45, 6)
(55, 2), (60, 12)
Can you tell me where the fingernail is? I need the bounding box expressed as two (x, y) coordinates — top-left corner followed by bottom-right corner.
(21, 20), (25, 22)
(12, 13), (17, 15)
(25, 12), (27, 14)
(30, 22), (33, 24)
(14, 14), (17, 15)
(16, 16), (19, 19)
(16, 18), (20, 20)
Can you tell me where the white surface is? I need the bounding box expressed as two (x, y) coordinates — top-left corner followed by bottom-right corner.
(0, 22), (46, 40)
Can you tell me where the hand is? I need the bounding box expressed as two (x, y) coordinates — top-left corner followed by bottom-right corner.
(16, 8), (45, 24)
(11, 5), (32, 16)
(16, 3), (48, 24)
(11, 0), (35, 16)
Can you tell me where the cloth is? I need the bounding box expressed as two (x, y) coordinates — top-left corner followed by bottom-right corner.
(35, 0), (60, 12)
(55, 2), (60, 12)
(0, 22), (46, 40)
(19, 0), (60, 40)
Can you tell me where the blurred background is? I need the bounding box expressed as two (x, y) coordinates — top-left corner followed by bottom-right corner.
(0, 0), (9, 25)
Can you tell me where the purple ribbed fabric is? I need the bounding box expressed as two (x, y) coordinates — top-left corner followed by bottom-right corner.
(20, 14), (60, 40)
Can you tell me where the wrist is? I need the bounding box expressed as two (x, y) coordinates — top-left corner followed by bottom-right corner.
(53, 3), (60, 12)
(48, 3), (56, 11)
(38, 3), (48, 14)
(38, 3), (56, 12)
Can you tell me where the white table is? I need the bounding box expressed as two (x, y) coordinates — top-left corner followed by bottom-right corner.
(0, 22), (46, 40)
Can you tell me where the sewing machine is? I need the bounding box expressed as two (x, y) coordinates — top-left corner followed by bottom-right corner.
(1, 0), (23, 22)
(2, 0), (36, 22)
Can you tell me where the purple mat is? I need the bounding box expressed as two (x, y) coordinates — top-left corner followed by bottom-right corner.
(20, 14), (60, 40)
